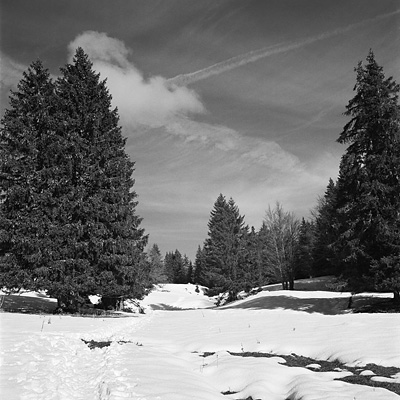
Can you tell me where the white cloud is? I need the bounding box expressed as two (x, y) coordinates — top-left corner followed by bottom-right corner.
(68, 30), (131, 68)
(68, 31), (205, 129)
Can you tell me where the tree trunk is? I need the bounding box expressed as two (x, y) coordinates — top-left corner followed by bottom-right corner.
(56, 295), (80, 313)
(101, 296), (124, 311)
(394, 290), (400, 304)
(57, 298), (63, 310)
(347, 296), (353, 309)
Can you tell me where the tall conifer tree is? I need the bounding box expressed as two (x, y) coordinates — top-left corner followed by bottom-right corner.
(52, 48), (148, 309)
(203, 194), (245, 293)
(335, 51), (400, 300)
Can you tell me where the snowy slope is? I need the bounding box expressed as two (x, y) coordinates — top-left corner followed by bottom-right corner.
(139, 283), (216, 310)
(1, 284), (399, 399)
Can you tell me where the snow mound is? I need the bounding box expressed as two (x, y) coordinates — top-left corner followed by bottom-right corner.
(140, 283), (216, 310)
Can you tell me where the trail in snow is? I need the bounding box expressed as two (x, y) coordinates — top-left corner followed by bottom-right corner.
(1, 314), (155, 400)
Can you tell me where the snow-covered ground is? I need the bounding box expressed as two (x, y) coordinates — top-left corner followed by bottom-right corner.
(1, 283), (399, 399)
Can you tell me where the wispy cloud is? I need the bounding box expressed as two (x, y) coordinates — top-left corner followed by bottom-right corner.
(165, 117), (301, 172)
(131, 120), (340, 243)
(167, 9), (400, 86)
(0, 52), (27, 91)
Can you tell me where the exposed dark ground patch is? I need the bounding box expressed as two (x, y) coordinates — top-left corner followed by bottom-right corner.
(202, 351), (400, 396)
(352, 298), (400, 313)
(0, 293), (57, 314)
(81, 339), (137, 350)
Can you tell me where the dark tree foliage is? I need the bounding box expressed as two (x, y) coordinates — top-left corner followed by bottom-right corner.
(200, 196), (300, 297)
(147, 243), (167, 283)
(294, 218), (314, 279)
(164, 250), (188, 284)
(203, 194), (246, 294)
(334, 50), (400, 301)
(0, 49), (149, 311)
(55, 48), (149, 310)
(236, 226), (263, 291)
(312, 178), (339, 277)
(0, 61), (58, 292)
(193, 245), (207, 285)
(184, 256), (194, 284)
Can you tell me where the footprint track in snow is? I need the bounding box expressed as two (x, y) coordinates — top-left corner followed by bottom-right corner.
(5, 313), (154, 399)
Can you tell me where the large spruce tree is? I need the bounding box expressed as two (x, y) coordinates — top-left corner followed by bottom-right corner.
(334, 50), (400, 301)
(0, 49), (149, 310)
(55, 48), (149, 309)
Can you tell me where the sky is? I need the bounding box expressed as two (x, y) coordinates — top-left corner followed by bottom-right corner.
(1, 0), (399, 259)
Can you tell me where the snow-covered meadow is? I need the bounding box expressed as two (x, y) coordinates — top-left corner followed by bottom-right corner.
(1, 283), (399, 399)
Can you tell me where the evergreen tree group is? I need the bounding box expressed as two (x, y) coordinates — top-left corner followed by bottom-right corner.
(193, 195), (304, 297)
(164, 250), (193, 284)
(192, 52), (400, 303)
(0, 49), (149, 311)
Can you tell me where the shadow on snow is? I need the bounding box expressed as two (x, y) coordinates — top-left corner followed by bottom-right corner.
(222, 294), (352, 315)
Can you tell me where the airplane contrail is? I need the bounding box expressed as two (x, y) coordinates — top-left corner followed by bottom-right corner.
(167, 9), (400, 86)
